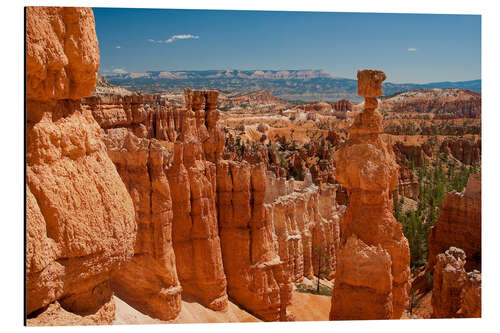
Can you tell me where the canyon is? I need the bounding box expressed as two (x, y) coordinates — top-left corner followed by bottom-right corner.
(25, 6), (481, 326)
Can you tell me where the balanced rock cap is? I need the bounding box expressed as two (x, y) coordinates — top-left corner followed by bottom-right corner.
(357, 70), (387, 98)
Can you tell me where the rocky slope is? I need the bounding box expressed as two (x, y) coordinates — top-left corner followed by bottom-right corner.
(380, 89), (481, 119)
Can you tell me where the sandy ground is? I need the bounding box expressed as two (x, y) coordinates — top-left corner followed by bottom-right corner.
(113, 296), (260, 325)
(288, 291), (331, 322)
(114, 291), (332, 325)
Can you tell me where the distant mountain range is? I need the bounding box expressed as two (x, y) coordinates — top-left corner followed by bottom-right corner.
(103, 70), (481, 102)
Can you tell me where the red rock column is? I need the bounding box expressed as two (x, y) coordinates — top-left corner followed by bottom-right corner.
(203, 90), (225, 163)
(26, 7), (136, 324)
(431, 247), (467, 318)
(216, 161), (293, 321)
(106, 133), (182, 320)
(458, 270), (481, 318)
(167, 89), (228, 311)
(330, 70), (410, 320)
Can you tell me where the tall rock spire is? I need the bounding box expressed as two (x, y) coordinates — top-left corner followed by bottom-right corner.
(330, 70), (411, 320)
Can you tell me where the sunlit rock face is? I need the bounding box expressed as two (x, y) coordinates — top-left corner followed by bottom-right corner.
(26, 7), (136, 325)
(421, 260), (481, 320)
(330, 70), (410, 320)
(428, 174), (481, 272)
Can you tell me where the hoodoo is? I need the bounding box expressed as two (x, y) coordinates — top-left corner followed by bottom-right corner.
(330, 70), (411, 320)
(26, 7), (137, 325)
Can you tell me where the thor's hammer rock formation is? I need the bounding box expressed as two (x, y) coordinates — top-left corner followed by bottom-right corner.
(330, 70), (411, 320)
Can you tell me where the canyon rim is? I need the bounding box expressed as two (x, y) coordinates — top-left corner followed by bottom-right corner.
(25, 6), (481, 326)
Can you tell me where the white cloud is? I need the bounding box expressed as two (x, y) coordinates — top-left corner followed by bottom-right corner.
(112, 68), (127, 74)
(147, 34), (199, 44)
(408, 47), (417, 52)
(116, 46), (121, 49)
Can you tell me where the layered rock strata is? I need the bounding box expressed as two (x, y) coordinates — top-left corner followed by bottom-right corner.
(330, 70), (410, 320)
(26, 7), (136, 325)
(428, 174), (481, 272)
(440, 138), (481, 165)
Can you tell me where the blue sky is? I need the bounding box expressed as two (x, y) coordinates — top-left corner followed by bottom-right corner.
(93, 8), (481, 83)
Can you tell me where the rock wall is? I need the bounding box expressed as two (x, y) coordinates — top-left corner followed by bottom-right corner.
(428, 174), (481, 272)
(440, 138), (481, 165)
(458, 270), (481, 318)
(216, 161), (340, 321)
(331, 99), (353, 112)
(431, 247), (481, 318)
(26, 8), (343, 323)
(393, 141), (432, 167)
(167, 89), (227, 311)
(330, 70), (410, 320)
(266, 174), (340, 282)
(84, 90), (229, 317)
(396, 165), (420, 200)
(26, 7), (136, 325)
(216, 161), (293, 321)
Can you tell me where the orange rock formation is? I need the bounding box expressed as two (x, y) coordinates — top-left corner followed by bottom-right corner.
(26, 7), (136, 325)
(431, 247), (467, 318)
(26, 7), (349, 324)
(85, 90), (229, 318)
(458, 270), (481, 318)
(216, 161), (293, 321)
(168, 89), (228, 311)
(330, 70), (410, 320)
(428, 174), (481, 272)
(431, 247), (481, 318)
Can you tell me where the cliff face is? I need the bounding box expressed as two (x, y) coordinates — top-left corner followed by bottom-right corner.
(26, 7), (136, 325)
(396, 165), (420, 200)
(331, 99), (353, 112)
(265, 174), (340, 282)
(428, 174), (481, 272)
(330, 70), (410, 320)
(379, 89), (481, 119)
(458, 270), (481, 318)
(26, 7), (100, 101)
(216, 161), (292, 321)
(167, 89), (227, 311)
(84, 90), (229, 317)
(216, 162), (340, 321)
(431, 247), (481, 319)
(440, 138), (481, 165)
